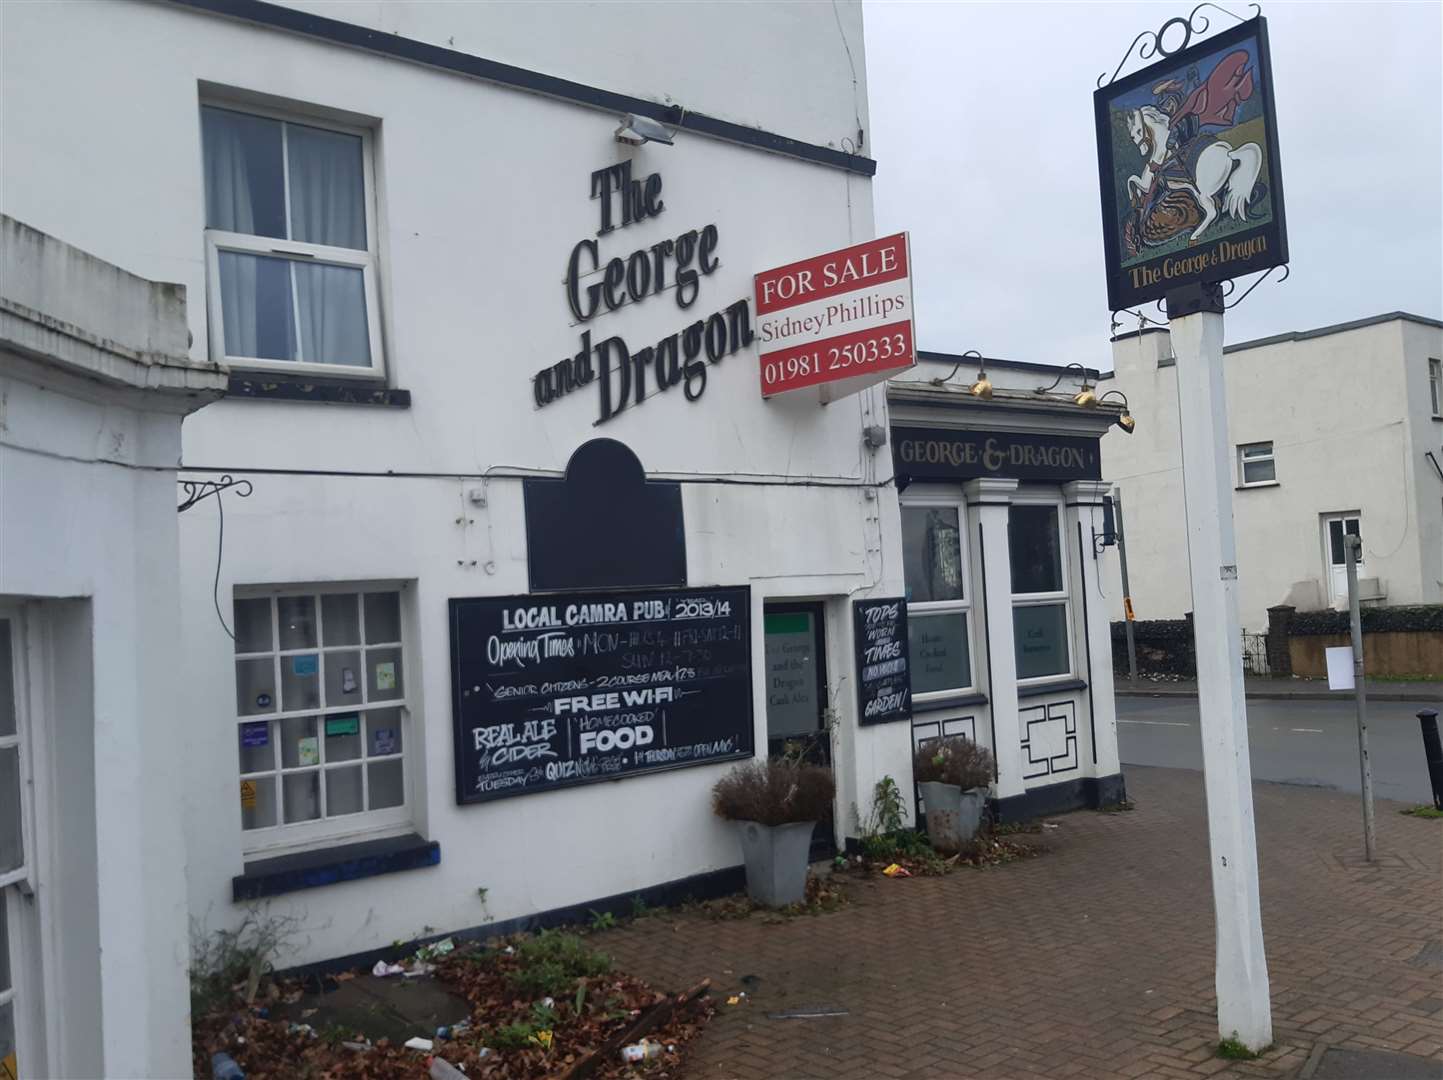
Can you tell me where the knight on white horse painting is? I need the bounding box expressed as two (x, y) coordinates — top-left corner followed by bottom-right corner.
(1109, 42), (1272, 262)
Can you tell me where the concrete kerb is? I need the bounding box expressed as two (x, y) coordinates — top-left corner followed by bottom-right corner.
(1116, 684), (1442, 705)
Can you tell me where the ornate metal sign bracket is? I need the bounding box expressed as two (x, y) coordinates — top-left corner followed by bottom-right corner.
(1097, 3), (1262, 88)
(1221, 264), (1289, 309)
(177, 474), (253, 513)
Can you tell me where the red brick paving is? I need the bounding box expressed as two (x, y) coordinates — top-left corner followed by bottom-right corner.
(597, 766), (1443, 1079)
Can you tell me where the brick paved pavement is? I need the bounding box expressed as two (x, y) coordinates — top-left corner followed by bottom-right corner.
(597, 766), (1443, 1079)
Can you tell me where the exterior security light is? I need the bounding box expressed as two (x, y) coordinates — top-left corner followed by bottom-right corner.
(969, 371), (993, 399)
(1035, 362), (1098, 407)
(615, 114), (674, 146)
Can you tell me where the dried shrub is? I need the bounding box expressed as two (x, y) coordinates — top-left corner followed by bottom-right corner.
(913, 736), (993, 790)
(711, 759), (835, 825)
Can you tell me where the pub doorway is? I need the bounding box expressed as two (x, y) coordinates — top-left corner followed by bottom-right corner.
(762, 602), (834, 856)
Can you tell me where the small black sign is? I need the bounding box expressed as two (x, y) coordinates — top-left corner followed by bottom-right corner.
(1094, 17), (1288, 310)
(449, 586), (753, 804)
(854, 598), (911, 727)
(892, 426), (1102, 484)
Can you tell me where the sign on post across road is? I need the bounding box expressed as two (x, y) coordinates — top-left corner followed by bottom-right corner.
(753, 232), (916, 402)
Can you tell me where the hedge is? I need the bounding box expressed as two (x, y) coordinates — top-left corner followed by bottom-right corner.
(1289, 605), (1443, 636)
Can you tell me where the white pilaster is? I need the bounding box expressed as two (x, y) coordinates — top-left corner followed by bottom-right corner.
(963, 478), (1023, 799)
(1062, 480), (1121, 780)
(1172, 309), (1273, 1050)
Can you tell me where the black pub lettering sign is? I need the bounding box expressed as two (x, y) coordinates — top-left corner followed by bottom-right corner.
(853, 597), (911, 726)
(449, 586), (753, 804)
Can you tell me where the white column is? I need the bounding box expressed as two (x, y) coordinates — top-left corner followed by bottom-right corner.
(1062, 480), (1121, 781)
(963, 478), (1023, 800)
(1172, 308), (1273, 1050)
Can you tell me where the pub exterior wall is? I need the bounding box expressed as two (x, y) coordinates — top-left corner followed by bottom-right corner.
(3, 0), (907, 970)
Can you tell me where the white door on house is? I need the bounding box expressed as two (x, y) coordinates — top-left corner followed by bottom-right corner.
(1322, 513), (1362, 609)
(0, 609), (43, 1080)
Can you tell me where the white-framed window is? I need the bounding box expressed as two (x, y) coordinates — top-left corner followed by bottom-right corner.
(232, 585), (411, 853)
(1237, 441), (1276, 486)
(201, 101), (384, 377)
(1430, 358), (1441, 418)
(900, 498), (975, 698)
(1008, 495), (1073, 682)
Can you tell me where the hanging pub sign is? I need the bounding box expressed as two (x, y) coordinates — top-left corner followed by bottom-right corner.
(853, 597), (911, 727)
(892, 426), (1102, 485)
(1094, 16), (1287, 311)
(754, 232), (916, 402)
(449, 586), (753, 804)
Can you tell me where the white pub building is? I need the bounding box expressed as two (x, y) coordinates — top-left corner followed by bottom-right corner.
(0, 2), (1127, 1074)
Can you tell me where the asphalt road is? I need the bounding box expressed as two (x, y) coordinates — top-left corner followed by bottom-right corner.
(1117, 695), (1438, 805)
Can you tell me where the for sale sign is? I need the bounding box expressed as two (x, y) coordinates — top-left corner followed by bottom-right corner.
(754, 232), (916, 402)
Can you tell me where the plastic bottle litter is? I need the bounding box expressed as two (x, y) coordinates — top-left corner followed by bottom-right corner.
(436, 1020), (472, 1040)
(404, 1036), (435, 1052)
(211, 1052), (246, 1080)
(620, 1040), (664, 1063)
(428, 1057), (468, 1079)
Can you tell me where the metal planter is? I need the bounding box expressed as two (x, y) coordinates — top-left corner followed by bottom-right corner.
(918, 781), (986, 852)
(733, 820), (814, 907)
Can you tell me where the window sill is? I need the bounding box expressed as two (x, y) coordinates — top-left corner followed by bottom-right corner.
(1017, 677), (1087, 699)
(227, 373), (411, 408)
(233, 831), (438, 901)
(1236, 481), (1279, 491)
(913, 690), (989, 714)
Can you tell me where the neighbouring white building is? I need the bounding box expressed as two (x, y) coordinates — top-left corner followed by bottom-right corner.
(2, 3), (1125, 1073)
(1103, 312), (1443, 633)
(0, 218), (227, 1078)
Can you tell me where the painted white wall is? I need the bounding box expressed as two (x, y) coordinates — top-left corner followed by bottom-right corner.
(1102, 316), (1443, 632)
(3, 0), (906, 970)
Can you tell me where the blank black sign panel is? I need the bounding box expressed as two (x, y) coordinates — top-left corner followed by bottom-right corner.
(449, 586), (754, 804)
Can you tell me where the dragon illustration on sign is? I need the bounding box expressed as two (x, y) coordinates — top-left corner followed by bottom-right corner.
(1120, 47), (1268, 257)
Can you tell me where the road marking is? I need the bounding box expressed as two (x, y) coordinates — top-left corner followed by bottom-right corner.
(1119, 719), (1191, 727)
(1290, 727), (1324, 733)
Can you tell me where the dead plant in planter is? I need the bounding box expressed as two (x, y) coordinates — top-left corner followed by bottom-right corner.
(712, 758), (835, 825)
(913, 736), (993, 790)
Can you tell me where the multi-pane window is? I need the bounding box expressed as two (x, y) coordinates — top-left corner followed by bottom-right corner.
(233, 588), (408, 848)
(901, 503), (974, 696)
(1237, 441), (1276, 486)
(1430, 358), (1441, 418)
(1009, 501), (1072, 681)
(201, 103), (383, 375)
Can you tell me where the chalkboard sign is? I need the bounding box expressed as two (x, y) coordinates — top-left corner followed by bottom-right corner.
(853, 597), (911, 726)
(449, 586), (754, 804)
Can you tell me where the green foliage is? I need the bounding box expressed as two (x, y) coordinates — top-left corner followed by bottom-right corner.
(507, 931), (612, 998)
(530, 1000), (559, 1027)
(1216, 1034), (1268, 1060)
(859, 827), (934, 861)
(189, 909), (300, 1018)
(490, 1020), (546, 1050)
(628, 895), (649, 919)
(1401, 804), (1443, 819)
(588, 909), (616, 931)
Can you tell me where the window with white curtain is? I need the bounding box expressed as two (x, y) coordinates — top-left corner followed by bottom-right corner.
(1008, 498), (1073, 682)
(201, 103), (383, 376)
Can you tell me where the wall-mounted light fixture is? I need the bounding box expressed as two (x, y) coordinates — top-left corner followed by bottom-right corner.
(1099, 389), (1136, 434)
(931, 349), (992, 398)
(1035, 362), (1097, 407)
(615, 114), (675, 146)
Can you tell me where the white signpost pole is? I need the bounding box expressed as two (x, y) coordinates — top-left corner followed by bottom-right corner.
(1168, 283), (1273, 1051)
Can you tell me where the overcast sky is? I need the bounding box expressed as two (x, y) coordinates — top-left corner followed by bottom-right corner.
(865, 1), (1443, 369)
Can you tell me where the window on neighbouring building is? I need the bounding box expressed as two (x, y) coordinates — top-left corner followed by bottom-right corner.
(1430, 358), (1441, 418)
(1237, 441), (1276, 486)
(1008, 500), (1072, 681)
(901, 502), (974, 696)
(201, 103), (382, 376)
(232, 587), (410, 849)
